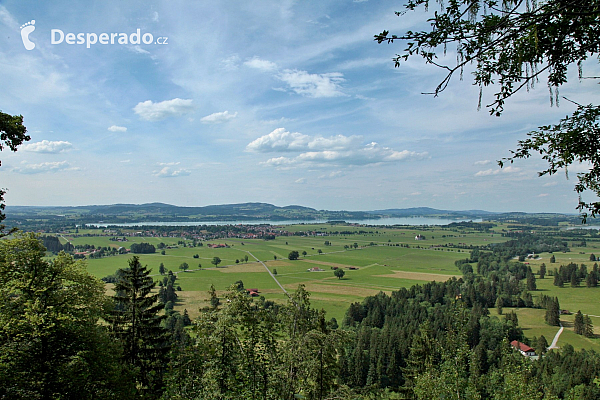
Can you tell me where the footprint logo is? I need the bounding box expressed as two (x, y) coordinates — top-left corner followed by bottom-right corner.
(20, 20), (36, 50)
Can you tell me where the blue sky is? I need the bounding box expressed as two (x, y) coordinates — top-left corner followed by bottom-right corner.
(0, 0), (597, 213)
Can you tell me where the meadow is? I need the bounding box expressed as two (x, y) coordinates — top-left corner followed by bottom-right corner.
(59, 223), (600, 350)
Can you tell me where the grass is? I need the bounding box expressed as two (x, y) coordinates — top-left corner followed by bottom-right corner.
(69, 222), (600, 351)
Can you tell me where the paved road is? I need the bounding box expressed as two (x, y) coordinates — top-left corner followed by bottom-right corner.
(548, 323), (564, 349)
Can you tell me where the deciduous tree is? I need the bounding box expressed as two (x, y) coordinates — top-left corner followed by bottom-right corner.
(376, 0), (600, 218)
(0, 233), (132, 399)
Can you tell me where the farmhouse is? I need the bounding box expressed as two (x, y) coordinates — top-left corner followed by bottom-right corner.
(308, 267), (324, 272)
(510, 340), (536, 357)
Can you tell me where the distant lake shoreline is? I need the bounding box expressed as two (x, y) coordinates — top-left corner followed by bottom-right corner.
(87, 216), (483, 228)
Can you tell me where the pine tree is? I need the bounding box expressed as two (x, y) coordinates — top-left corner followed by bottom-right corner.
(495, 296), (503, 315)
(554, 271), (563, 287)
(536, 335), (549, 355)
(539, 263), (546, 279)
(526, 271), (537, 291)
(545, 297), (560, 326)
(107, 256), (170, 398)
(584, 315), (594, 338)
(550, 254), (556, 263)
(574, 311), (585, 335)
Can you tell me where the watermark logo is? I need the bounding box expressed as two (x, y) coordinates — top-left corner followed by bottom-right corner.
(20, 20), (167, 50)
(20, 20), (36, 50)
(51, 29), (168, 48)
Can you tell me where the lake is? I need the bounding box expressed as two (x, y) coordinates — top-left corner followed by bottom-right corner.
(88, 216), (482, 228)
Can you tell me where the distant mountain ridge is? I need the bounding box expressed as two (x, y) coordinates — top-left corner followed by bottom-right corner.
(368, 207), (498, 218)
(5, 202), (581, 226)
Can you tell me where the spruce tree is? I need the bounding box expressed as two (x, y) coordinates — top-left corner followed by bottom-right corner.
(539, 263), (546, 279)
(574, 311), (585, 335)
(545, 297), (560, 327)
(107, 256), (170, 398)
(526, 271), (537, 291)
(584, 315), (594, 338)
(536, 335), (549, 356)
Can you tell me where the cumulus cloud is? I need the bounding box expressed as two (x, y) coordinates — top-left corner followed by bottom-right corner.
(475, 166), (521, 177)
(22, 140), (73, 153)
(133, 98), (194, 121)
(108, 125), (127, 132)
(249, 129), (427, 168)
(246, 128), (360, 153)
(260, 144), (428, 168)
(244, 57), (278, 71)
(12, 161), (76, 174)
(278, 69), (345, 98)
(153, 166), (191, 178)
(201, 111), (238, 124)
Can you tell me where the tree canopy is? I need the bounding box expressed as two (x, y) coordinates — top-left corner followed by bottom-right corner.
(0, 111), (30, 231)
(377, 0), (600, 219)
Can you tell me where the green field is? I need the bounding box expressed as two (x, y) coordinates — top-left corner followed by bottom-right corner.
(52, 222), (600, 349)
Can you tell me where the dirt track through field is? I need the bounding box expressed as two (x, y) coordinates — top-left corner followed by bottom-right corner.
(378, 270), (461, 282)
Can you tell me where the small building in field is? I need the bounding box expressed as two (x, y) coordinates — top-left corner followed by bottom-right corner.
(510, 340), (536, 357)
(308, 267), (324, 272)
(415, 234), (426, 240)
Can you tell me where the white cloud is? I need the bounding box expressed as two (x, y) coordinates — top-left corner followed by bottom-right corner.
(278, 69), (346, 98)
(108, 125), (127, 132)
(133, 98), (194, 121)
(295, 178), (307, 184)
(153, 167), (191, 178)
(250, 129), (427, 168)
(201, 111), (238, 124)
(538, 193), (549, 197)
(12, 161), (76, 174)
(475, 166), (521, 177)
(543, 182), (558, 187)
(152, 11), (159, 22)
(244, 57), (278, 71)
(246, 128), (360, 153)
(158, 162), (180, 166)
(22, 140), (73, 153)
(221, 55), (240, 71)
(260, 143), (428, 168)
(319, 171), (344, 179)
(474, 160), (491, 165)
(130, 45), (151, 55)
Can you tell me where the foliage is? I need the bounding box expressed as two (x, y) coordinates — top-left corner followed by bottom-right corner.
(334, 268), (346, 279)
(502, 104), (600, 220)
(130, 242), (156, 254)
(211, 256), (221, 268)
(0, 111), (30, 232)
(106, 256), (170, 398)
(0, 233), (132, 399)
(288, 250), (300, 260)
(376, 0), (600, 218)
(163, 284), (347, 399)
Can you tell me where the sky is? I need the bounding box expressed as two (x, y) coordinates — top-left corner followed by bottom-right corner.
(0, 0), (597, 213)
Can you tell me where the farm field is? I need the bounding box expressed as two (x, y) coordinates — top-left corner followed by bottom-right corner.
(72, 223), (487, 321)
(52, 222), (600, 348)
